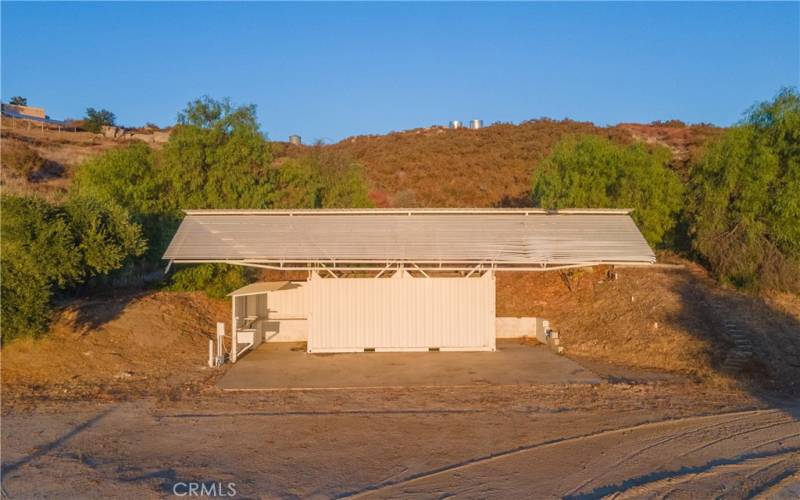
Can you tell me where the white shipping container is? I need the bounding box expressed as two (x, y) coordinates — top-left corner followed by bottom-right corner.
(308, 271), (495, 352)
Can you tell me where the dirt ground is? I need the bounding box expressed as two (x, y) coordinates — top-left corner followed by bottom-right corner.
(2, 384), (798, 498)
(1, 291), (230, 404)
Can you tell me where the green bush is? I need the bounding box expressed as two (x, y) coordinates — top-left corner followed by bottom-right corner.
(72, 143), (175, 261)
(687, 88), (800, 291)
(272, 151), (372, 209)
(531, 135), (684, 246)
(167, 264), (250, 299)
(64, 196), (148, 277)
(0, 195), (146, 342)
(162, 97), (275, 210)
(83, 108), (116, 133)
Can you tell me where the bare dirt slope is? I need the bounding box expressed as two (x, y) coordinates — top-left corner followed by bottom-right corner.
(1, 123), (123, 201)
(1, 292), (229, 403)
(498, 261), (800, 393)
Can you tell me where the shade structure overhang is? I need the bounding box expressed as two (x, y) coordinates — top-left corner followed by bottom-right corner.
(162, 208), (656, 272)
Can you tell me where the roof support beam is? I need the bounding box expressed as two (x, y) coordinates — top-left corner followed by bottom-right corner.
(167, 259), (667, 272)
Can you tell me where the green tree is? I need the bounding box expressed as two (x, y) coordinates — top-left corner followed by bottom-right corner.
(0, 195), (146, 342)
(84, 108), (116, 133)
(72, 143), (174, 260)
(162, 96), (274, 209)
(272, 151), (372, 209)
(162, 97), (274, 294)
(64, 196), (148, 277)
(9, 96), (27, 106)
(687, 87), (800, 291)
(531, 135), (684, 246)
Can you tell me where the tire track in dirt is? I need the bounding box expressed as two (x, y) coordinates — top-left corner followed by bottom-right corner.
(340, 408), (784, 498)
(578, 416), (800, 498)
(561, 412), (777, 497)
(606, 450), (800, 499)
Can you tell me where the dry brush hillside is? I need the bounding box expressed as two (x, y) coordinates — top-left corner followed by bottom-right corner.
(2, 117), (720, 207)
(315, 119), (721, 207)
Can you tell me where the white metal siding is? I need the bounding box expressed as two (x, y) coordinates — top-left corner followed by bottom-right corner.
(266, 283), (308, 319)
(308, 272), (495, 352)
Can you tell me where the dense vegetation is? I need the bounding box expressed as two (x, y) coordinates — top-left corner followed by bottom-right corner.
(687, 88), (799, 292)
(531, 135), (683, 246)
(2, 97), (371, 341)
(530, 88), (799, 292)
(1, 195), (145, 341)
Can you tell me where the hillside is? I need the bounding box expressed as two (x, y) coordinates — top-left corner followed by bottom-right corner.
(316, 120), (720, 207)
(2, 117), (720, 207)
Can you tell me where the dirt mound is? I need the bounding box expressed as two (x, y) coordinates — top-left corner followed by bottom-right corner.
(1, 291), (230, 402)
(497, 260), (800, 392)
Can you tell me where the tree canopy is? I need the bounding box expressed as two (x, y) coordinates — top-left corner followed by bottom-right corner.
(83, 108), (116, 133)
(9, 96), (27, 106)
(531, 135), (684, 246)
(687, 87), (800, 291)
(67, 96), (373, 299)
(1, 195), (146, 341)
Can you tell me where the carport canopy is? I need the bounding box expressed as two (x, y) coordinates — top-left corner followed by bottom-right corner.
(162, 208), (656, 272)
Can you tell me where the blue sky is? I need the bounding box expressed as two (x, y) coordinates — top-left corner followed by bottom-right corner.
(2, 2), (798, 142)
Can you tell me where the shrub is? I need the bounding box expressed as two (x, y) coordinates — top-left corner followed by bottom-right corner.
(64, 196), (148, 277)
(531, 135), (684, 246)
(1, 141), (45, 178)
(83, 108), (116, 133)
(272, 151), (372, 209)
(72, 143), (174, 261)
(167, 264), (250, 299)
(9, 96), (27, 106)
(687, 87), (800, 291)
(0, 194), (146, 342)
(162, 97), (275, 209)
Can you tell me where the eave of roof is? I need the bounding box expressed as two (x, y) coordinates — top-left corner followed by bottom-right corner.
(183, 208), (633, 216)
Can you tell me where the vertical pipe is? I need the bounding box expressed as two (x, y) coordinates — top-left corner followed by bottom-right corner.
(216, 322), (225, 362)
(208, 339), (214, 367)
(231, 296), (238, 363)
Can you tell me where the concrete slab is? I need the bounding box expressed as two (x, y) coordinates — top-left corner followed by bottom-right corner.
(218, 339), (600, 390)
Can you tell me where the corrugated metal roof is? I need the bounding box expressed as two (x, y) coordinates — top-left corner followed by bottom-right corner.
(163, 209), (655, 267)
(227, 281), (291, 297)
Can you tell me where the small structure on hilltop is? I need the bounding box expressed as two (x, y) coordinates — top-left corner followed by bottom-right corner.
(1, 103), (46, 119)
(289, 134), (302, 145)
(1, 102), (71, 131)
